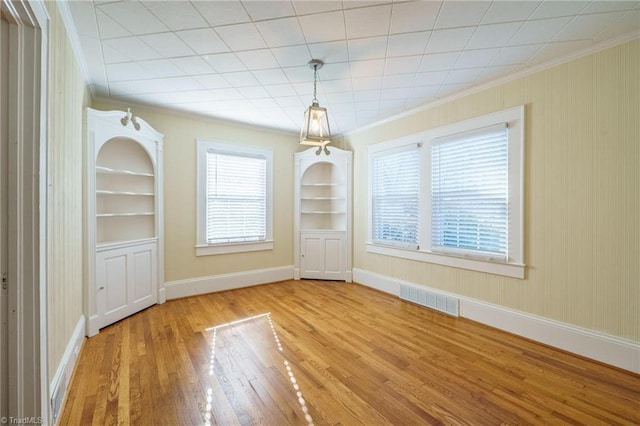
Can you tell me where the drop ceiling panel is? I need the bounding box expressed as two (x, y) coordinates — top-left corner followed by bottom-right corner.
(65, 0), (640, 135)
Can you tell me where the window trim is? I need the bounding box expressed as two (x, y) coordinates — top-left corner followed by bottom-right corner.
(367, 106), (525, 279)
(196, 139), (273, 256)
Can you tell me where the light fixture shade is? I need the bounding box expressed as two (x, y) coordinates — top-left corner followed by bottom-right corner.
(300, 101), (331, 146)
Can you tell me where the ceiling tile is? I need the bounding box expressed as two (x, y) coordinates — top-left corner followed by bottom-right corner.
(102, 37), (162, 63)
(383, 74), (415, 89)
(256, 17), (306, 47)
(97, 2), (168, 35)
(350, 59), (385, 78)
(176, 29), (230, 55)
(221, 71), (260, 87)
(384, 56), (422, 75)
(284, 66), (314, 83)
(252, 69), (289, 85)
(170, 57), (215, 76)
(347, 36), (388, 61)
(274, 96), (304, 108)
(413, 71), (448, 86)
(352, 77), (383, 91)
(466, 22), (523, 49)
(206, 88), (245, 101)
(236, 86), (271, 98)
(215, 23), (267, 51)
(381, 87), (414, 100)
(508, 16), (573, 45)
(192, 2), (250, 26)
(419, 52), (460, 71)
(317, 62), (351, 80)
(426, 27), (476, 54)
(272, 45), (313, 67)
(454, 48), (501, 69)
(594, 10), (640, 42)
(69, 1), (100, 38)
(529, 1), (589, 20)
(292, 1), (343, 15)
(490, 44), (543, 66)
(437, 82), (473, 97)
(96, 10), (131, 39)
(142, 2), (208, 31)
(475, 64), (525, 84)
(106, 60), (184, 81)
(389, 1), (441, 33)
(308, 41), (349, 63)
(434, 1), (492, 29)
(242, 1), (296, 21)
(203, 53), (247, 73)
(387, 32), (430, 57)
(579, 1), (639, 14)
(298, 11), (346, 43)
(321, 78), (353, 93)
(344, 4), (392, 38)
(481, 1), (541, 24)
(553, 11), (627, 42)
(193, 74), (232, 90)
(139, 33), (196, 58)
(527, 39), (593, 66)
(110, 76), (203, 95)
(263, 84), (298, 98)
(236, 49), (280, 70)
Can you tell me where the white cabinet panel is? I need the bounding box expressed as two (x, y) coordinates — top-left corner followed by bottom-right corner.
(300, 232), (345, 280)
(96, 242), (157, 330)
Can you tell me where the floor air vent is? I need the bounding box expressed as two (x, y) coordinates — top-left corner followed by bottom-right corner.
(399, 283), (459, 317)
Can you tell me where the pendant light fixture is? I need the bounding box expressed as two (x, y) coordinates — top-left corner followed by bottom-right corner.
(300, 59), (331, 149)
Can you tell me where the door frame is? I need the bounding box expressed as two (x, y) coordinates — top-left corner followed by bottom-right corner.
(1, 0), (49, 421)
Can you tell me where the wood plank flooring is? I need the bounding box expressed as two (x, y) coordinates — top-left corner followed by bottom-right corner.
(59, 280), (640, 425)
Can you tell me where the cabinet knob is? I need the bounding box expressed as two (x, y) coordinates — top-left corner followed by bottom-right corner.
(99, 286), (105, 291)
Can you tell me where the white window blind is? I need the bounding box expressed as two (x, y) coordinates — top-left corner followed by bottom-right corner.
(371, 145), (420, 247)
(431, 124), (508, 259)
(206, 151), (266, 244)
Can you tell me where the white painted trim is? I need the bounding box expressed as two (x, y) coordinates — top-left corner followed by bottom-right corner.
(352, 268), (640, 374)
(54, 0), (91, 88)
(49, 316), (84, 425)
(165, 266), (294, 300)
(460, 299), (640, 375)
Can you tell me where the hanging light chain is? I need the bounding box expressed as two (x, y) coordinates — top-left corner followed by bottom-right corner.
(312, 64), (318, 104)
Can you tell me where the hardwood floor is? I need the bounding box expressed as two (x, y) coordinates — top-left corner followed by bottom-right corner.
(59, 280), (640, 425)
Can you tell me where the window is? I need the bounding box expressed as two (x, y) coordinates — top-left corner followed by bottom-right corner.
(367, 106), (524, 278)
(431, 124), (508, 260)
(371, 145), (420, 248)
(196, 140), (273, 256)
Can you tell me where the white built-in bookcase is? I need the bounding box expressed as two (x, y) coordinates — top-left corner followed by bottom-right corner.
(294, 147), (352, 281)
(84, 108), (164, 336)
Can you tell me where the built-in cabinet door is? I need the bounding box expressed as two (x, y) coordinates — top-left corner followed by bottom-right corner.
(300, 232), (345, 280)
(96, 242), (157, 329)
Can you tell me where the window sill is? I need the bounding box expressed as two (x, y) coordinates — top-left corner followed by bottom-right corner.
(196, 240), (274, 256)
(366, 242), (525, 279)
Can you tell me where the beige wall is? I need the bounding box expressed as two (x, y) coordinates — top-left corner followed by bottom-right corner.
(46, 3), (89, 382)
(343, 40), (639, 342)
(91, 99), (300, 282)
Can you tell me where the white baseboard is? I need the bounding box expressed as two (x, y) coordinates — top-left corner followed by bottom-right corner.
(353, 268), (640, 374)
(50, 315), (86, 425)
(165, 265), (294, 300)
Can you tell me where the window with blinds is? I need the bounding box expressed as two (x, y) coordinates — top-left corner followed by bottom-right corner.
(431, 124), (508, 259)
(206, 151), (267, 244)
(371, 145), (420, 247)
(366, 106), (523, 278)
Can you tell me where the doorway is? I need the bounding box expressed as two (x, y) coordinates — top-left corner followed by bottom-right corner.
(0, 12), (9, 419)
(0, 0), (48, 421)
